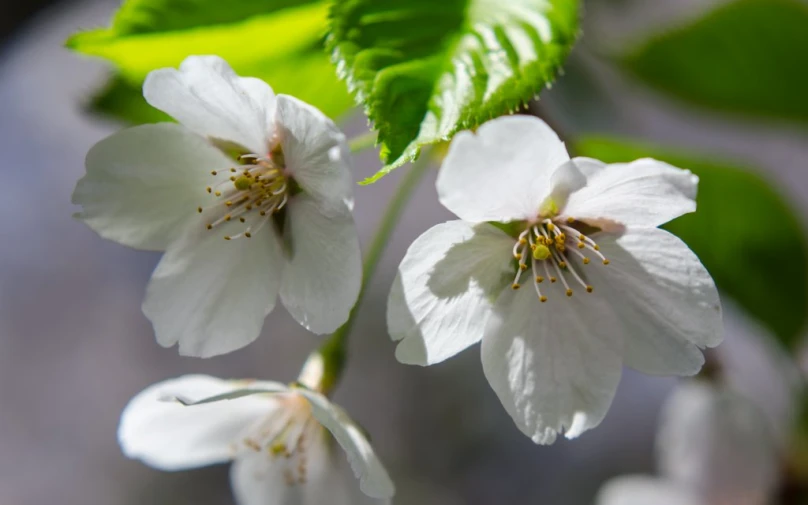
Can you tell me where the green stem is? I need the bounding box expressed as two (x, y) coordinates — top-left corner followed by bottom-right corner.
(348, 131), (378, 153)
(298, 152), (433, 394)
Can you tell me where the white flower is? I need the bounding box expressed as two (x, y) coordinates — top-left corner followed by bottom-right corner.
(596, 476), (704, 505)
(118, 374), (395, 505)
(656, 381), (780, 505)
(596, 380), (779, 505)
(72, 56), (361, 357)
(387, 115), (723, 444)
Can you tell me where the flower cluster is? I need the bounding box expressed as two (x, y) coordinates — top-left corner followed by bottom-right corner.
(73, 55), (723, 503)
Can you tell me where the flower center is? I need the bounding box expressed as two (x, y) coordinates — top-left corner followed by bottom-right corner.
(239, 394), (323, 486)
(510, 217), (610, 302)
(199, 146), (289, 241)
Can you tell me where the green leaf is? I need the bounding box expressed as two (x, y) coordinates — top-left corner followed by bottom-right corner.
(576, 136), (808, 351)
(67, 0), (354, 121)
(620, 0), (808, 125)
(328, 0), (580, 183)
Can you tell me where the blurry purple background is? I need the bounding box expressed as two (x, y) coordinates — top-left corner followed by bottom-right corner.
(0, 0), (804, 504)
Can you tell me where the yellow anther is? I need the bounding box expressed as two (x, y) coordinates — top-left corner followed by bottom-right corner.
(586, 285), (594, 293)
(550, 277), (557, 283)
(577, 242), (585, 249)
(214, 191), (222, 197)
(234, 176), (252, 191)
(558, 261), (567, 269)
(224, 214), (232, 222)
(536, 236), (546, 245)
(546, 223), (555, 232)
(260, 211), (267, 216)
(535, 276), (544, 283)
(520, 264), (528, 271)
(594, 245), (600, 251)
(210, 170), (218, 175)
(514, 253), (523, 260)
(583, 257), (591, 265)
(512, 283), (521, 290)
(239, 217), (246, 223)
(579, 234), (585, 240)
(558, 233), (566, 241)
(567, 217), (575, 224)
(603, 259), (610, 265)
(540, 296), (548, 303)
(519, 238), (528, 245)
(206, 224), (212, 230)
(230, 176), (236, 182)
(566, 289), (573, 297)
(197, 207), (202, 213)
(532, 244), (551, 261)
(225, 200), (233, 207)
(245, 232), (252, 238)
(224, 236), (231, 240)
(206, 187), (212, 193)
(557, 244), (566, 252)
(230, 168), (237, 173)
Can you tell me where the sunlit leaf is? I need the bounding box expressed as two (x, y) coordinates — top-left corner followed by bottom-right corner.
(620, 0), (808, 125)
(67, 0), (354, 121)
(329, 0), (580, 183)
(576, 136), (808, 351)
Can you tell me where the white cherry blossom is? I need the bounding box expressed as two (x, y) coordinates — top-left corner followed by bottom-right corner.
(596, 380), (779, 505)
(72, 56), (361, 357)
(596, 476), (704, 505)
(657, 381), (780, 505)
(118, 374), (394, 505)
(388, 115), (723, 444)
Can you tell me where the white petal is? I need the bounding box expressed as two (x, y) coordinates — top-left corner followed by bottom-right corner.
(596, 476), (704, 505)
(591, 228), (722, 375)
(296, 388), (395, 499)
(231, 445), (388, 505)
(73, 123), (232, 251)
(387, 221), (514, 365)
(275, 95), (354, 213)
(144, 55), (275, 155)
(437, 115), (570, 222)
(657, 381), (780, 505)
(562, 158), (698, 229)
(279, 195), (361, 334)
(143, 218), (284, 358)
(118, 375), (278, 471)
(481, 285), (624, 444)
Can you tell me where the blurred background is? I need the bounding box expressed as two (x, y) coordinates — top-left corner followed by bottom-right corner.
(0, 0), (806, 504)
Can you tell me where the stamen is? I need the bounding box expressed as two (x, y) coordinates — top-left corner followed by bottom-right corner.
(559, 223), (610, 265)
(531, 257), (547, 303)
(558, 251), (591, 291)
(200, 153), (290, 240)
(549, 249), (573, 296)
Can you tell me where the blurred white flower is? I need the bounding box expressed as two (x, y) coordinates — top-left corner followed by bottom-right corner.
(657, 380), (780, 505)
(72, 56), (361, 357)
(596, 476), (704, 505)
(119, 375), (394, 505)
(388, 115), (723, 444)
(719, 301), (804, 449)
(596, 380), (780, 505)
